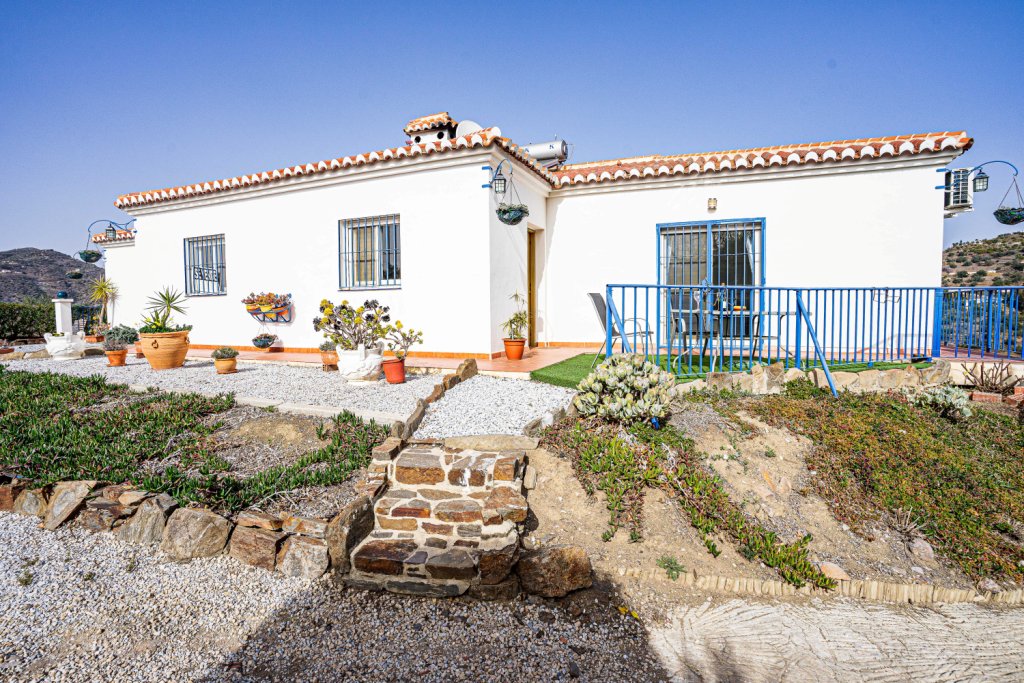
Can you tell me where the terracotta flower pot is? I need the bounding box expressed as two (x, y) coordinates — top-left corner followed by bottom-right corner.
(139, 330), (190, 370)
(214, 358), (237, 374)
(105, 349), (128, 367)
(0, 347), (13, 355)
(503, 338), (526, 361)
(321, 350), (339, 365)
(85, 334), (105, 344)
(382, 358), (406, 384)
(134, 341), (145, 358)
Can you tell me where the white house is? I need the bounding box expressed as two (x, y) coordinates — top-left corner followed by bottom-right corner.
(101, 112), (972, 358)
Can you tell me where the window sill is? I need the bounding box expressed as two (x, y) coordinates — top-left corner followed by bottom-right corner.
(339, 286), (402, 292)
(185, 293), (227, 298)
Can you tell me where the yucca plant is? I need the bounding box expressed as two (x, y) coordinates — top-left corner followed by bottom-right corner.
(87, 276), (119, 325)
(139, 287), (190, 333)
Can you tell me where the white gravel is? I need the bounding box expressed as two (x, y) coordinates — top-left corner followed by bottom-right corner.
(415, 375), (575, 438)
(1, 355), (438, 417)
(0, 512), (667, 682)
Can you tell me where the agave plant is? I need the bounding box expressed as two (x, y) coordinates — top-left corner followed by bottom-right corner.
(574, 354), (676, 422)
(139, 287), (190, 333)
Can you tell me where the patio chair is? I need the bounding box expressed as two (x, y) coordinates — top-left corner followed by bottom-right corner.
(588, 293), (654, 368)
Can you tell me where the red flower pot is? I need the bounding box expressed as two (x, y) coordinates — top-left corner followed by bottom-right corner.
(382, 358), (406, 384)
(503, 338), (526, 361)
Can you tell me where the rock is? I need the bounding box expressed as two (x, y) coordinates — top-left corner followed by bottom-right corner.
(818, 562), (850, 581)
(282, 514), (328, 538)
(385, 580), (463, 597)
(230, 526), (285, 571)
(371, 437), (403, 462)
(455, 358), (478, 381)
(44, 481), (96, 530)
(782, 368), (806, 384)
(393, 451), (445, 485)
(493, 452), (524, 482)
(13, 488), (48, 518)
(483, 486), (528, 525)
(443, 435), (538, 452)
(25, 349), (50, 359)
(117, 490), (151, 506)
(978, 578), (1002, 594)
(705, 372), (734, 391)
(353, 539), (418, 575)
(908, 538), (935, 563)
(235, 510), (283, 531)
(523, 465), (538, 490)
(277, 535), (330, 579)
(0, 482), (26, 512)
(478, 543), (519, 585)
(160, 508), (232, 560)
(468, 575), (520, 601)
(516, 545), (593, 598)
(425, 549), (477, 581)
(323, 493), (380, 573)
(79, 507), (119, 533)
(117, 494), (177, 545)
(434, 499), (482, 523)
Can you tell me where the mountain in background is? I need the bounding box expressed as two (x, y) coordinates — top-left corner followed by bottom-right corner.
(0, 248), (104, 303)
(942, 231), (1024, 287)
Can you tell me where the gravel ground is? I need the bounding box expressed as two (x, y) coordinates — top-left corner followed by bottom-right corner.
(415, 376), (576, 438)
(1, 356), (438, 416)
(0, 512), (668, 683)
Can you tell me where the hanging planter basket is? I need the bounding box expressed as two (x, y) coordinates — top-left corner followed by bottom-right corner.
(993, 177), (1024, 225)
(994, 208), (1024, 226)
(66, 269), (84, 280)
(497, 203), (530, 226)
(78, 250), (102, 263)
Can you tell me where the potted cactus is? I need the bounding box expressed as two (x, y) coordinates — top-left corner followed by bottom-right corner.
(383, 323), (423, 384)
(103, 325), (138, 366)
(499, 291), (529, 361)
(212, 347), (239, 374)
(320, 339), (339, 366)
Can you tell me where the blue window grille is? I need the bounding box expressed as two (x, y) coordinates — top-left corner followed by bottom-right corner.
(339, 214), (401, 289)
(183, 234), (226, 296)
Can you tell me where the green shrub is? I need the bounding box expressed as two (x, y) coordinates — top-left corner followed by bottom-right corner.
(106, 325), (139, 345)
(574, 354), (675, 422)
(0, 302), (55, 339)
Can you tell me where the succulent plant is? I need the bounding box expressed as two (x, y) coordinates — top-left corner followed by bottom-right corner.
(574, 354), (676, 422)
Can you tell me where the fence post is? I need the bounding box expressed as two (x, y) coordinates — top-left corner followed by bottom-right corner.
(605, 285), (614, 360)
(930, 288), (943, 359)
(794, 289), (803, 369)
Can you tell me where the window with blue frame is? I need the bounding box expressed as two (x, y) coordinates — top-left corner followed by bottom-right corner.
(183, 234), (226, 296)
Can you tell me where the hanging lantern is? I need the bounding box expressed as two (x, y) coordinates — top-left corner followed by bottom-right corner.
(105, 223), (118, 239)
(973, 170), (989, 193)
(492, 171), (507, 196)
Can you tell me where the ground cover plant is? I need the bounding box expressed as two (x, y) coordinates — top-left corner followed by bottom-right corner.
(542, 416), (834, 589)
(0, 367), (387, 512)
(724, 379), (1024, 583)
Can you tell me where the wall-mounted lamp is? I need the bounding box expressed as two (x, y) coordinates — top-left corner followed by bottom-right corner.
(105, 223), (118, 239)
(492, 171), (507, 195)
(973, 169), (989, 193)
(707, 198), (718, 211)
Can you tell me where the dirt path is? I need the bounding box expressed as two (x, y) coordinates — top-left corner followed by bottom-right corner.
(649, 596), (1024, 682)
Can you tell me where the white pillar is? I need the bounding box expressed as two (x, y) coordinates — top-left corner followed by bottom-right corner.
(52, 298), (74, 335)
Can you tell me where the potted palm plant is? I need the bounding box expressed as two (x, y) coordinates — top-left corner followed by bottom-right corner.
(103, 325), (138, 366)
(138, 287), (191, 370)
(500, 291), (529, 360)
(212, 347), (239, 374)
(383, 323), (423, 384)
(87, 276), (119, 342)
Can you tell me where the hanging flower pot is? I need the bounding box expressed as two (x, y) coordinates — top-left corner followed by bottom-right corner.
(252, 333), (277, 351)
(496, 203), (530, 226)
(994, 207), (1024, 226)
(78, 250), (102, 263)
(66, 269), (84, 280)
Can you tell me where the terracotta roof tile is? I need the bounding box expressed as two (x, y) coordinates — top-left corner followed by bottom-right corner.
(551, 131), (973, 187)
(403, 112), (456, 135)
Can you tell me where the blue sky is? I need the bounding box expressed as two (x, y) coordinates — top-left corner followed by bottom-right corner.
(1, 1), (1021, 254)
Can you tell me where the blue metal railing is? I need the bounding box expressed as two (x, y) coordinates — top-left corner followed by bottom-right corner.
(604, 285), (1024, 382)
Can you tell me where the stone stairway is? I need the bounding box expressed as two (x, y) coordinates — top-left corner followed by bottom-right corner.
(346, 439), (530, 598)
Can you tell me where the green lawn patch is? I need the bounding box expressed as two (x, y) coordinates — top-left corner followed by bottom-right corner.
(530, 352), (931, 390)
(0, 367), (387, 512)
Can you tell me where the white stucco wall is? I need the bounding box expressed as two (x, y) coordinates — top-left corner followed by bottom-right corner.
(109, 155), (493, 354)
(539, 158), (954, 345)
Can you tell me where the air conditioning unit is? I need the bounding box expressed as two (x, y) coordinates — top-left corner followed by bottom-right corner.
(943, 168), (973, 218)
